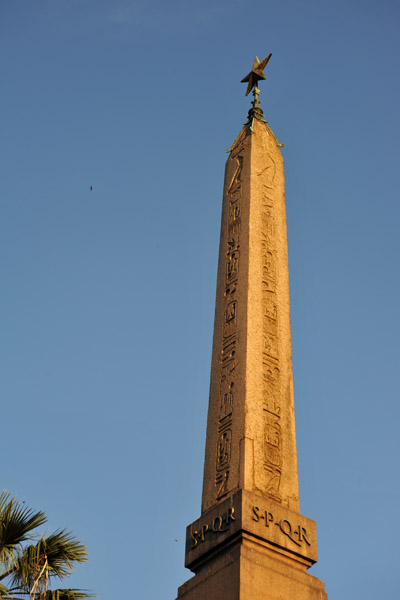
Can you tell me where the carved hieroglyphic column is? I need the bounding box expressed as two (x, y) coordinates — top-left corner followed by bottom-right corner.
(201, 117), (299, 514)
(176, 85), (327, 600)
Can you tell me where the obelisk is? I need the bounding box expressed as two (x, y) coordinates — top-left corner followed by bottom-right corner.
(176, 55), (327, 600)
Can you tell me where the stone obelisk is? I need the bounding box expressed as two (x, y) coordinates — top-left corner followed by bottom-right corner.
(176, 56), (327, 600)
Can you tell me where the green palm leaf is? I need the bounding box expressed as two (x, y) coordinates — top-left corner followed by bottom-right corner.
(39, 530), (88, 577)
(0, 581), (12, 596)
(0, 588), (94, 600)
(0, 493), (47, 573)
(10, 530), (88, 589)
(0, 493), (93, 600)
(44, 589), (95, 600)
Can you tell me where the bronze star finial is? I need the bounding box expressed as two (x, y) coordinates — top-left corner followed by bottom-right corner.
(241, 54), (272, 96)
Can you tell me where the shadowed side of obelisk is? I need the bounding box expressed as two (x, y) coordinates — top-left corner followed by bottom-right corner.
(201, 126), (252, 512)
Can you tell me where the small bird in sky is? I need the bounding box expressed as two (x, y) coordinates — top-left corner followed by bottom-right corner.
(90, 185), (93, 191)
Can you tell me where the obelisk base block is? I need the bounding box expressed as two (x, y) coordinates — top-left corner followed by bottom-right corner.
(177, 490), (327, 600)
(176, 536), (327, 600)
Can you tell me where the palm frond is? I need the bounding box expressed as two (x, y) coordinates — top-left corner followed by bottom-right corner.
(0, 581), (12, 597)
(0, 585), (95, 600)
(10, 530), (88, 589)
(39, 530), (88, 578)
(0, 492), (47, 574)
(44, 589), (95, 600)
(0, 494), (92, 600)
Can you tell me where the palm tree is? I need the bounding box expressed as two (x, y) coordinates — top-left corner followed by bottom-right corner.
(0, 492), (94, 600)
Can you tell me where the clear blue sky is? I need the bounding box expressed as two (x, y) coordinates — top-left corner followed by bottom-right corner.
(1, 1), (399, 598)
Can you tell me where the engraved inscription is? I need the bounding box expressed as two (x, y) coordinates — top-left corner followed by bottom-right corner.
(263, 332), (279, 360)
(257, 154), (276, 204)
(219, 381), (234, 420)
(221, 338), (237, 371)
(229, 201), (241, 222)
(227, 155), (243, 197)
(214, 149), (245, 500)
(223, 300), (237, 339)
(264, 412), (282, 467)
(261, 210), (275, 245)
(226, 247), (239, 284)
(252, 506), (311, 549)
(190, 507), (236, 549)
(216, 430), (232, 471)
(264, 468), (281, 496)
(263, 357), (280, 385)
(215, 470), (229, 499)
(263, 391), (280, 416)
(258, 157), (283, 501)
(262, 250), (276, 282)
(263, 297), (278, 335)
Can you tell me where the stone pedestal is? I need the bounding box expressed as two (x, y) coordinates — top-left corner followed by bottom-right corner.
(177, 540), (326, 600)
(177, 490), (326, 600)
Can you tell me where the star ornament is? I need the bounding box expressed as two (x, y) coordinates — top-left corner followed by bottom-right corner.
(241, 54), (272, 96)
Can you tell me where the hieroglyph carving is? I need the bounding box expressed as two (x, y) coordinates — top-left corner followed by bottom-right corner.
(258, 155), (283, 502)
(215, 150), (243, 501)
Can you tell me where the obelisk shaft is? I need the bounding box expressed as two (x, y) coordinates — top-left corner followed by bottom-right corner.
(201, 118), (299, 514)
(176, 108), (327, 600)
